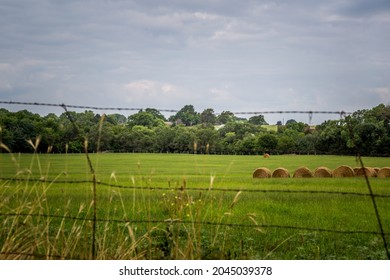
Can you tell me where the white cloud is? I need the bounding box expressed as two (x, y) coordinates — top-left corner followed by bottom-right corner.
(122, 80), (188, 107)
(124, 80), (156, 94)
(211, 29), (255, 42)
(373, 87), (390, 103)
(208, 86), (239, 104)
(192, 12), (220, 21)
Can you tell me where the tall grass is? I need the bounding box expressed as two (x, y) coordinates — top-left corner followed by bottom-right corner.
(1, 149), (390, 259)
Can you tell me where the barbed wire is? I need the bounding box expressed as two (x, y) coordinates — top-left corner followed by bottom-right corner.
(0, 100), (178, 113)
(0, 100), (352, 116)
(1, 212), (387, 236)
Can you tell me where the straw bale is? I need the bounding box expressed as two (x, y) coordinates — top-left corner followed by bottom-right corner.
(272, 167), (290, 178)
(253, 167), (271, 179)
(314, 166), (332, 178)
(293, 167), (313, 178)
(332, 165), (355, 178)
(263, 153), (270, 158)
(355, 167), (377, 177)
(377, 167), (390, 178)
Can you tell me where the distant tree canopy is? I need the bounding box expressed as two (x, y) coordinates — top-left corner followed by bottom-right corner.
(169, 105), (200, 126)
(0, 104), (389, 156)
(248, 115), (268, 125)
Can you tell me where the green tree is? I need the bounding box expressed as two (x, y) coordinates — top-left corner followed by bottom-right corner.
(110, 126), (132, 152)
(9, 110), (43, 152)
(106, 114), (127, 125)
(277, 135), (296, 154)
(316, 120), (351, 155)
(145, 108), (167, 121)
(217, 111), (237, 124)
(235, 134), (257, 155)
(200, 108), (217, 125)
(218, 122), (261, 139)
(276, 128), (304, 154)
(129, 125), (157, 152)
(169, 105), (200, 126)
(297, 133), (318, 154)
(171, 126), (196, 153)
(257, 133), (278, 154)
(194, 125), (219, 154)
(218, 131), (237, 154)
(128, 110), (164, 128)
(286, 120), (306, 132)
(285, 119), (297, 126)
(154, 125), (175, 153)
(248, 115), (268, 125)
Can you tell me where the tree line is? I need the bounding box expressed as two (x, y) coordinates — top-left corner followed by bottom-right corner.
(0, 104), (389, 156)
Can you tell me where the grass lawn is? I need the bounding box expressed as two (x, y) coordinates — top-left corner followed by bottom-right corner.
(1, 153), (389, 260)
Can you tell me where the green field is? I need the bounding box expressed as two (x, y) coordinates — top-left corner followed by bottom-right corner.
(1, 153), (389, 260)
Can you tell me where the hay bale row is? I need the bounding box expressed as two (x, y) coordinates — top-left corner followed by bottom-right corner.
(253, 166), (390, 179)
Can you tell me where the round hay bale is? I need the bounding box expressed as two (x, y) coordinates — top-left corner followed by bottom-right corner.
(293, 167), (313, 178)
(377, 167), (390, 178)
(374, 167), (380, 173)
(253, 167), (271, 179)
(332, 165), (355, 178)
(263, 153), (270, 158)
(355, 167), (377, 177)
(314, 166), (332, 178)
(353, 167), (360, 175)
(272, 167), (290, 178)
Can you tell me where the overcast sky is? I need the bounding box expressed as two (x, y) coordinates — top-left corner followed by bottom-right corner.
(1, 0), (389, 124)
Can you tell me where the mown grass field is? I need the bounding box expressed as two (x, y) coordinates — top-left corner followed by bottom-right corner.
(0, 153), (389, 260)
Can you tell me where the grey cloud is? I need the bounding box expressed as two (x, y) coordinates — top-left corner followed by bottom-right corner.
(0, 0), (389, 124)
(340, 0), (390, 17)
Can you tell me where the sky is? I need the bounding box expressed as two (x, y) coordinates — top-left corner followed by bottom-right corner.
(0, 0), (389, 124)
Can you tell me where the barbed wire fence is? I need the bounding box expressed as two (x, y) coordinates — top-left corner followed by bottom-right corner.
(0, 100), (352, 119)
(0, 100), (388, 260)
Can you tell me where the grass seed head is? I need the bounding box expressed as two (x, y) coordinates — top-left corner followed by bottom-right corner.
(0, 142), (12, 153)
(209, 174), (216, 190)
(229, 191), (242, 209)
(27, 136), (41, 151)
(84, 138), (89, 152)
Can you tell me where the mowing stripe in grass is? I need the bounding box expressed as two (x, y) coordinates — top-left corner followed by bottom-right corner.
(2, 177), (390, 198)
